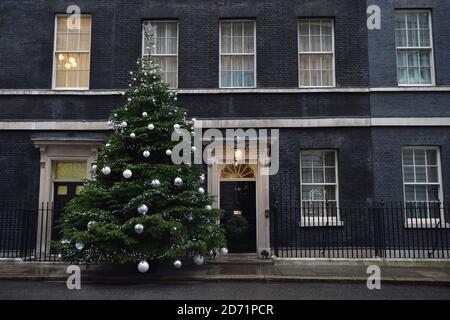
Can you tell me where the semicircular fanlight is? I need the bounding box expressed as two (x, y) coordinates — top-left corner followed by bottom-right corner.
(220, 164), (255, 179)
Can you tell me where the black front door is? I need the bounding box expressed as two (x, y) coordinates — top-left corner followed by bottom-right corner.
(53, 182), (83, 241)
(220, 181), (256, 253)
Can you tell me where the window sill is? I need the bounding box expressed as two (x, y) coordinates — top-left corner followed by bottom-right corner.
(298, 219), (344, 227)
(405, 220), (450, 229)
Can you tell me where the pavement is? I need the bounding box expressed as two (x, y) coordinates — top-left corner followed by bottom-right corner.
(1, 280), (449, 300)
(0, 257), (449, 285)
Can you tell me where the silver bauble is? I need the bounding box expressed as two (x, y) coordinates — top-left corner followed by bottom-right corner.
(173, 123), (180, 131)
(151, 179), (161, 187)
(193, 254), (204, 266)
(130, 133), (136, 139)
(142, 112), (148, 117)
(143, 150), (150, 158)
(137, 204), (148, 215)
(102, 166), (111, 175)
(198, 187), (205, 194)
(87, 221), (97, 231)
(166, 149), (172, 156)
(174, 177), (183, 187)
(220, 247), (228, 255)
(173, 260), (182, 269)
(137, 260), (149, 273)
(75, 242), (84, 250)
(120, 121), (127, 128)
(134, 224), (144, 234)
(147, 123), (155, 130)
(123, 169), (132, 179)
(205, 205), (212, 211)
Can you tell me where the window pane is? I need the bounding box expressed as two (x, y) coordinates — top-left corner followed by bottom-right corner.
(56, 34), (67, 51)
(302, 186), (314, 201)
(427, 185), (439, 202)
(221, 36), (232, 53)
(405, 185), (415, 202)
(302, 168), (313, 183)
(67, 33), (79, 51)
(427, 166), (438, 183)
(408, 67), (420, 84)
(232, 36), (243, 53)
(415, 166), (426, 182)
(221, 71), (232, 87)
(243, 22), (254, 37)
(311, 151), (323, 167)
(395, 12), (406, 30)
(403, 166), (415, 182)
(419, 50), (430, 67)
(243, 71), (254, 87)
(415, 185), (427, 202)
(55, 70), (66, 88)
(313, 168), (324, 183)
(418, 12), (429, 29)
(243, 56), (254, 71)
(419, 30), (430, 47)
(426, 150), (437, 165)
(79, 71), (89, 88)
(420, 67), (431, 84)
(325, 168), (336, 183)
(322, 35), (332, 51)
(396, 30), (407, 47)
(221, 22), (232, 37)
(403, 150), (414, 166)
(67, 70), (78, 87)
(407, 50), (419, 67)
(325, 185), (336, 201)
(299, 55), (309, 69)
(299, 35), (310, 52)
(322, 70), (333, 86)
(301, 151), (313, 166)
(310, 35), (321, 51)
(310, 21), (321, 35)
(57, 16), (68, 33)
(407, 12), (418, 29)
(79, 34), (90, 51)
(299, 22), (309, 36)
(221, 56), (231, 71)
(398, 67), (408, 84)
(397, 51), (407, 67)
(55, 162), (87, 180)
(80, 17), (91, 33)
(300, 69), (310, 87)
(243, 36), (254, 53)
(324, 151), (335, 166)
(414, 149), (426, 165)
(407, 30), (418, 47)
(232, 71), (243, 87)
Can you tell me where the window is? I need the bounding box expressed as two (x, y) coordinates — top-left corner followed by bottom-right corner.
(300, 150), (341, 226)
(298, 19), (335, 87)
(53, 15), (91, 89)
(395, 10), (434, 85)
(220, 20), (256, 88)
(402, 147), (443, 224)
(143, 21), (178, 89)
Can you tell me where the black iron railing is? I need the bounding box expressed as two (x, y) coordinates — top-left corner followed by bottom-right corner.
(270, 200), (450, 259)
(0, 204), (62, 262)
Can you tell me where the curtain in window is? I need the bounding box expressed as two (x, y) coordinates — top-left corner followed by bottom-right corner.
(395, 11), (432, 85)
(298, 19), (334, 87)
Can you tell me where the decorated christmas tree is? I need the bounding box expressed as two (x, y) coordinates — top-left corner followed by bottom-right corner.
(56, 58), (226, 272)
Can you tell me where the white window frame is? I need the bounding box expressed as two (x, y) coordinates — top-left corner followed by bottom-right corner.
(299, 150), (342, 227)
(297, 18), (336, 88)
(401, 146), (446, 228)
(142, 20), (179, 89)
(219, 20), (257, 89)
(395, 10), (435, 87)
(52, 14), (92, 90)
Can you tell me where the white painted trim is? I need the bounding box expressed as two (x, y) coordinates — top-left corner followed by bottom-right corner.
(370, 117), (450, 126)
(1, 117), (449, 131)
(2, 87), (450, 95)
(0, 121), (109, 130)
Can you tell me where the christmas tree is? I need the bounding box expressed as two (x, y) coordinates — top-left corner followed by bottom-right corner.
(56, 58), (226, 271)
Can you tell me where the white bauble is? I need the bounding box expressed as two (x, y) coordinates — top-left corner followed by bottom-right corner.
(143, 150), (150, 158)
(106, 143), (111, 147)
(120, 121), (127, 128)
(92, 164), (98, 171)
(134, 224), (144, 234)
(191, 118), (197, 122)
(142, 112), (148, 117)
(151, 179), (161, 187)
(198, 187), (205, 194)
(137, 261), (149, 273)
(147, 123), (155, 130)
(166, 149), (172, 156)
(173, 260), (182, 269)
(173, 123), (180, 131)
(123, 169), (132, 179)
(193, 254), (204, 266)
(137, 204), (148, 215)
(191, 146), (197, 152)
(114, 113), (118, 118)
(174, 177), (183, 187)
(60, 239), (70, 245)
(130, 133), (136, 139)
(199, 174), (205, 183)
(87, 221), (97, 231)
(75, 242), (84, 251)
(205, 205), (212, 211)
(191, 131), (195, 137)
(107, 120), (113, 127)
(220, 247), (228, 255)
(102, 166), (111, 175)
